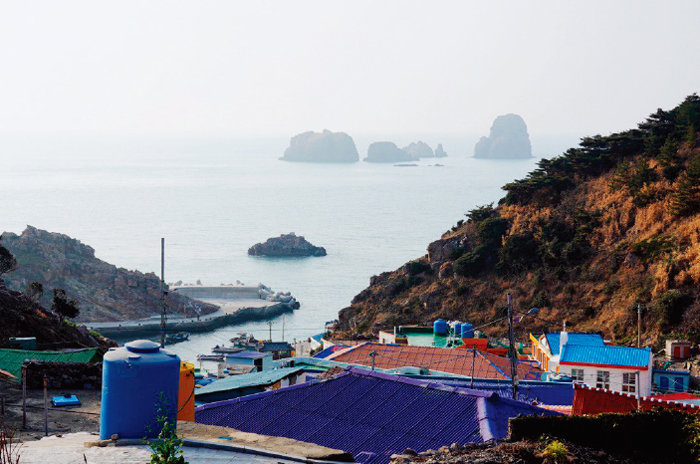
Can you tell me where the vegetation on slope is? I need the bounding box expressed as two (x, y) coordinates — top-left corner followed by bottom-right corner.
(336, 95), (700, 345)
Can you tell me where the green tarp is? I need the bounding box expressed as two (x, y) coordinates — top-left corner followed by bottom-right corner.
(0, 348), (100, 381)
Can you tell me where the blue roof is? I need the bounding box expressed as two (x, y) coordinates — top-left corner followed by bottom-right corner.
(196, 367), (558, 464)
(195, 367), (302, 398)
(545, 333), (604, 356)
(560, 344), (650, 368)
(311, 333), (324, 343)
(261, 342), (293, 352)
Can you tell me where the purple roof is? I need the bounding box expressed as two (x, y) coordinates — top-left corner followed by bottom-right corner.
(195, 367), (558, 464)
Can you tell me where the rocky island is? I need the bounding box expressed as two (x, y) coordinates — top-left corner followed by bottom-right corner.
(474, 113), (532, 159)
(364, 142), (415, 163)
(435, 143), (448, 157)
(281, 130), (359, 163)
(402, 141), (433, 158)
(1, 226), (218, 322)
(248, 233), (327, 257)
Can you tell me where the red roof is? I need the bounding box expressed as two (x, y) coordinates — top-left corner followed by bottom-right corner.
(651, 392), (699, 402)
(328, 342), (542, 380)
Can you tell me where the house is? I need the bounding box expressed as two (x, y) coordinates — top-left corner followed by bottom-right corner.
(195, 367), (303, 403)
(195, 367), (558, 464)
(327, 342), (542, 380)
(652, 369), (691, 393)
(530, 330), (653, 396)
(224, 351), (272, 372)
(665, 339), (692, 361)
(259, 341), (294, 359)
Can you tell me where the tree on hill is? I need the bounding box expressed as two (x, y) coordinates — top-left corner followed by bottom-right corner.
(0, 237), (17, 276)
(52, 288), (80, 319)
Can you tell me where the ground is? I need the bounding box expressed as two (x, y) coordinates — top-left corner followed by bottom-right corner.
(390, 441), (636, 464)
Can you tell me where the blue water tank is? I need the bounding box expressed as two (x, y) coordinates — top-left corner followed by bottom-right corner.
(433, 318), (448, 335)
(100, 340), (180, 439)
(460, 323), (474, 339)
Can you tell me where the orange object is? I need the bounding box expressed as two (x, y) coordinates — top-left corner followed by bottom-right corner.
(178, 361), (195, 421)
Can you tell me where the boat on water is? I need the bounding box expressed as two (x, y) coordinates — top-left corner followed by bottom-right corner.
(212, 345), (243, 354)
(165, 331), (190, 345)
(197, 353), (225, 362)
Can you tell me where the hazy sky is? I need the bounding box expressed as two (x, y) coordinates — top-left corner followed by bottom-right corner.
(1, 1), (698, 138)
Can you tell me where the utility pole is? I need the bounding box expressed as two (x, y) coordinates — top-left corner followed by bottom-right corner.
(369, 350), (377, 371)
(160, 238), (166, 348)
(507, 293), (518, 400)
(268, 321), (273, 342)
(470, 344), (476, 389)
(637, 303), (642, 348)
(282, 315), (285, 342)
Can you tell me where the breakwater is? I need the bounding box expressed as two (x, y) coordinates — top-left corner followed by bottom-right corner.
(87, 302), (294, 338)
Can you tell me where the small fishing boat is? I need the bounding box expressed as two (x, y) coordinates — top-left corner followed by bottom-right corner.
(165, 331), (190, 344)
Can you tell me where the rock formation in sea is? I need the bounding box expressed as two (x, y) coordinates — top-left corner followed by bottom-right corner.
(364, 142), (415, 163)
(435, 143), (448, 158)
(402, 141), (433, 158)
(248, 233), (327, 257)
(0, 226), (218, 322)
(474, 114), (532, 159)
(281, 130), (359, 163)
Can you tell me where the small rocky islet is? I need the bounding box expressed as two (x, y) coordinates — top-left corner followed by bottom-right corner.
(474, 113), (532, 159)
(248, 233), (327, 257)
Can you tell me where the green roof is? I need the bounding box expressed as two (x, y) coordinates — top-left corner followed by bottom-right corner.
(195, 367), (303, 397)
(0, 348), (100, 381)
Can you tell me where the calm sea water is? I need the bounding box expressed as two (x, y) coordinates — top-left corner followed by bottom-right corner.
(1, 135), (571, 362)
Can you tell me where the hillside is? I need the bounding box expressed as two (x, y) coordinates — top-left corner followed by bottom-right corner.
(1, 226), (218, 322)
(336, 95), (700, 345)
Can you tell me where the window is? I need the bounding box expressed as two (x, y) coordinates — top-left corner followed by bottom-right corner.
(622, 372), (636, 393)
(570, 369), (584, 383)
(596, 370), (610, 389)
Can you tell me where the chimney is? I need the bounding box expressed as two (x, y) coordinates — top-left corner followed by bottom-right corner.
(560, 320), (568, 354)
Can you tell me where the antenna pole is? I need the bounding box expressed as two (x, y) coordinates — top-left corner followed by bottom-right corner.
(637, 303), (642, 348)
(160, 238), (166, 347)
(507, 293), (518, 400)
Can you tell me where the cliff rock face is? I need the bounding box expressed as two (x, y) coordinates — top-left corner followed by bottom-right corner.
(402, 141), (434, 158)
(281, 130), (359, 163)
(248, 233), (327, 257)
(435, 144), (448, 158)
(0, 278), (113, 349)
(336, 96), (700, 344)
(1, 227), (218, 322)
(474, 114), (532, 159)
(364, 142), (414, 163)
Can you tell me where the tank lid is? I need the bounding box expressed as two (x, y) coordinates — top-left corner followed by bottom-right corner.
(125, 339), (161, 353)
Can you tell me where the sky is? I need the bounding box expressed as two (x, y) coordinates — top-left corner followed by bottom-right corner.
(0, 1), (698, 138)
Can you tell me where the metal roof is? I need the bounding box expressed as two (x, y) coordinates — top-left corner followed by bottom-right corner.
(559, 344), (651, 368)
(226, 351), (272, 360)
(195, 367), (303, 397)
(328, 343), (542, 380)
(544, 333), (604, 356)
(195, 367), (558, 464)
(0, 348), (99, 381)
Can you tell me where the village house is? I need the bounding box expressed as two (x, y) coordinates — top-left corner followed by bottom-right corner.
(530, 329), (653, 396)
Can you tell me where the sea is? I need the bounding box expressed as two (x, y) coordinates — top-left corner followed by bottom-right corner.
(1, 133), (576, 363)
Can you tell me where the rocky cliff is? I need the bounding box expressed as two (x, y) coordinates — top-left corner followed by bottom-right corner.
(336, 96), (700, 345)
(281, 130), (359, 163)
(248, 233), (327, 257)
(1, 227), (218, 322)
(474, 114), (532, 159)
(364, 142), (415, 163)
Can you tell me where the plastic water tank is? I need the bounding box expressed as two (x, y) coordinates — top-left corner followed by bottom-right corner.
(433, 318), (448, 335)
(460, 323), (474, 339)
(100, 340), (180, 439)
(178, 361), (195, 421)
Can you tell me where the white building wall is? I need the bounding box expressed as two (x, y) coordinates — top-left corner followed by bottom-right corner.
(559, 364), (652, 396)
